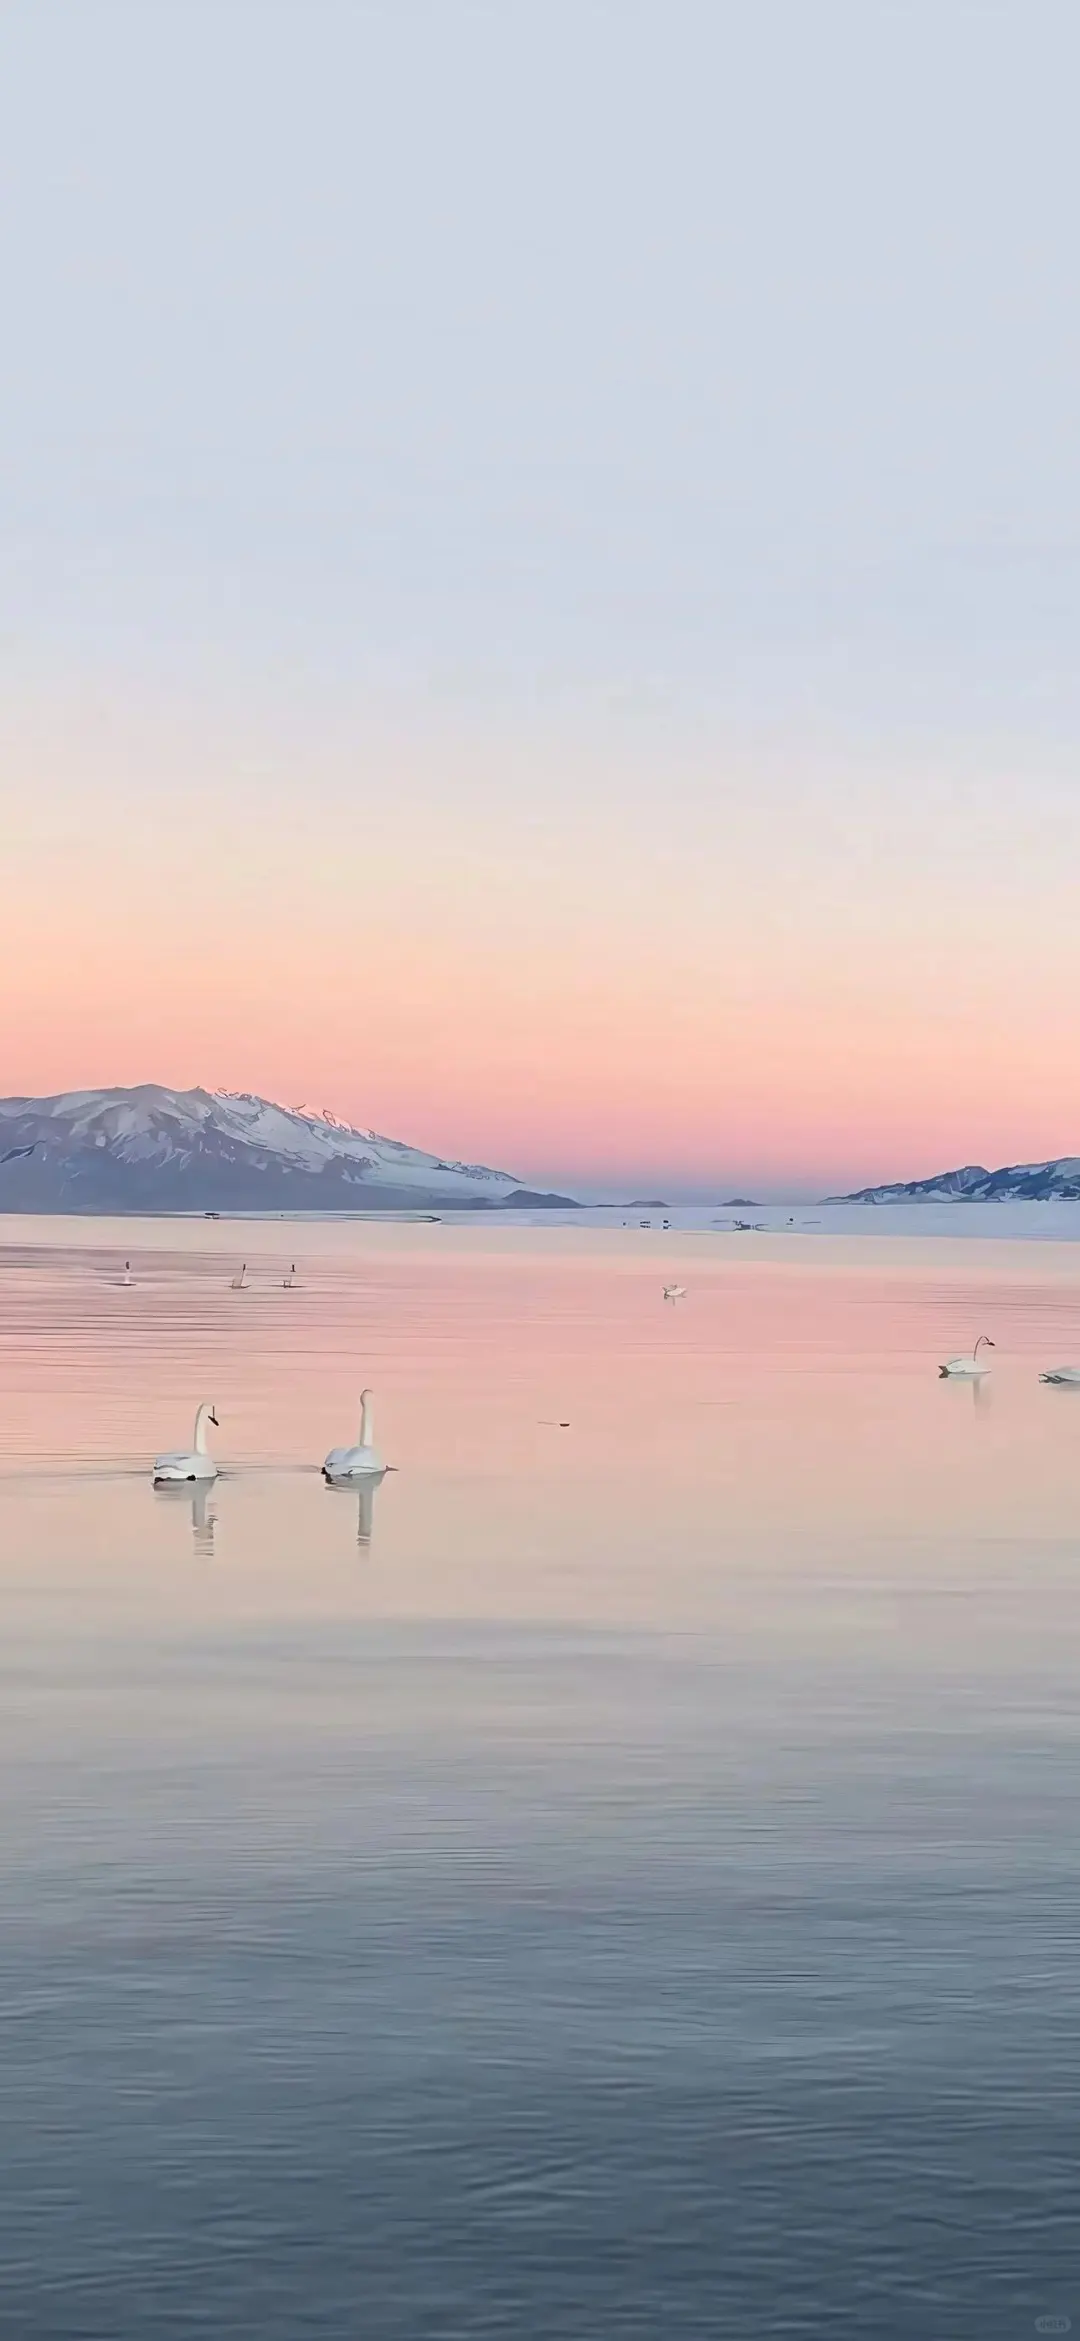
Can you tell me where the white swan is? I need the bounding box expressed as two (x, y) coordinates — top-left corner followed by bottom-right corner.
(939, 1335), (995, 1379)
(1039, 1365), (1080, 1385)
(119, 1260), (134, 1287)
(153, 1401), (219, 1483)
(230, 1263), (248, 1290)
(323, 1389), (384, 1481)
(662, 1283), (687, 1300)
(283, 1263), (299, 1288)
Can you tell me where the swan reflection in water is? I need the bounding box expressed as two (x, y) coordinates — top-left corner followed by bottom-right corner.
(940, 1372), (993, 1415)
(154, 1477), (217, 1556)
(324, 1469), (383, 1550)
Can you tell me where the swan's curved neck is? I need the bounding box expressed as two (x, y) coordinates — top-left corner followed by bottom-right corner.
(359, 1394), (374, 1449)
(194, 1402), (212, 1453)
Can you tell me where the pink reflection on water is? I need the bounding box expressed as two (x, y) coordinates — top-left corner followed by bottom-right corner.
(1, 1224), (1080, 1666)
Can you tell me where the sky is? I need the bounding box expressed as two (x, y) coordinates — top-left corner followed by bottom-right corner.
(2, 0), (1080, 1200)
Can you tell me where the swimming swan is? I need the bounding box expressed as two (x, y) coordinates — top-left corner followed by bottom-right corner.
(283, 1263), (299, 1288)
(662, 1283), (687, 1300)
(939, 1336), (995, 1379)
(1039, 1365), (1080, 1385)
(230, 1264), (248, 1290)
(323, 1390), (384, 1481)
(119, 1260), (134, 1287)
(153, 1402), (219, 1483)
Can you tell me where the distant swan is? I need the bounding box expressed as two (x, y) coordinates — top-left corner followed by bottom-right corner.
(1039, 1365), (1080, 1385)
(662, 1283), (687, 1300)
(153, 1401), (219, 1483)
(119, 1260), (134, 1287)
(230, 1263), (248, 1290)
(283, 1263), (299, 1288)
(939, 1336), (995, 1378)
(323, 1389), (384, 1481)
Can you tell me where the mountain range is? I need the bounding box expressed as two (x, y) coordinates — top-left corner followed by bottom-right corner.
(833, 1156), (1080, 1203)
(0, 1087), (577, 1213)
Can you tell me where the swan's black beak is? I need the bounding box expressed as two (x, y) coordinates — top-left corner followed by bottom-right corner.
(209, 1410), (219, 1428)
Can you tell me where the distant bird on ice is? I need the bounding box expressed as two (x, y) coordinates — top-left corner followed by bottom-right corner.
(119, 1260), (134, 1287)
(283, 1263), (299, 1288)
(939, 1336), (995, 1378)
(230, 1263), (248, 1290)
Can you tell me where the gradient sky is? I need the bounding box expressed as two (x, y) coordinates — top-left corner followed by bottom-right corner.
(3, 0), (1080, 1198)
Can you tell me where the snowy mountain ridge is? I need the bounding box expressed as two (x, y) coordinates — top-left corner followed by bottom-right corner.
(0, 1085), (575, 1212)
(833, 1156), (1080, 1203)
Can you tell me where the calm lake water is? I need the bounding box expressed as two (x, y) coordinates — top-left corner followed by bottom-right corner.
(4, 1217), (1080, 2339)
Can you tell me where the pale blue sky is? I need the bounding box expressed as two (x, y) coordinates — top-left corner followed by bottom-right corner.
(5, 0), (1080, 735)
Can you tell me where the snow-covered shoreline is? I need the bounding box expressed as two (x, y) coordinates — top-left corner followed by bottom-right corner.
(6, 1199), (1080, 1249)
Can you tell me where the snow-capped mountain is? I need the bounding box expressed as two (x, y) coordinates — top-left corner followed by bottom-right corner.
(0, 1086), (577, 1212)
(833, 1156), (1080, 1203)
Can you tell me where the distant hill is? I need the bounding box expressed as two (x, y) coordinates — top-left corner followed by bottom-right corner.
(0, 1086), (579, 1213)
(831, 1156), (1080, 1203)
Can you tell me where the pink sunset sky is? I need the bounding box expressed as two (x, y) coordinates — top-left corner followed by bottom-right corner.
(5, 682), (1077, 1201)
(4, 3), (1080, 1201)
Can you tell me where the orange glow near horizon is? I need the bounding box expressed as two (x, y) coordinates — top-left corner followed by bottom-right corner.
(5, 687), (1080, 1195)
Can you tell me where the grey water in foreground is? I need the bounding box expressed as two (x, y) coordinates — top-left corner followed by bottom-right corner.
(2, 1224), (1079, 2338)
